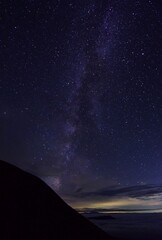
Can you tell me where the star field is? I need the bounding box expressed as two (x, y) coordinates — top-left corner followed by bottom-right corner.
(0, 0), (162, 209)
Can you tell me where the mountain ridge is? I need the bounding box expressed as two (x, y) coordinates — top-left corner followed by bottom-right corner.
(0, 160), (114, 240)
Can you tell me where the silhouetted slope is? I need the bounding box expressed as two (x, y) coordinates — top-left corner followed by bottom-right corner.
(0, 160), (114, 240)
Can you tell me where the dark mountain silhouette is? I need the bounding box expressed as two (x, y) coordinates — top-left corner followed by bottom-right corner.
(0, 160), (114, 240)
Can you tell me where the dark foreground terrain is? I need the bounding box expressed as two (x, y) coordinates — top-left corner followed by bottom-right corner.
(0, 160), (114, 240)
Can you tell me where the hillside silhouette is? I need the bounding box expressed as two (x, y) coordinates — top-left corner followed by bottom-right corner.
(0, 160), (114, 240)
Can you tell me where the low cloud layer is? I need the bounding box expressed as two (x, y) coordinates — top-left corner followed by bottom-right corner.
(73, 184), (162, 199)
(62, 184), (162, 210)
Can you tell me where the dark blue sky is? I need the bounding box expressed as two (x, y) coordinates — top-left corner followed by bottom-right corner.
(1, 0), (162, 209)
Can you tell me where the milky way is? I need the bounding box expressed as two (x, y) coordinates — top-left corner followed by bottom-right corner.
(59, 2), (123, 176)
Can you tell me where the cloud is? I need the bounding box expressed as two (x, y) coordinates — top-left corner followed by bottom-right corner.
(43, 177), (162, 211)
(71, 184), (162, 200)
(65, 185), (162, 210)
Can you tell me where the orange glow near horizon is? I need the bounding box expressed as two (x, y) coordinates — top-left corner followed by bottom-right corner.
(68, 196), (162, 212)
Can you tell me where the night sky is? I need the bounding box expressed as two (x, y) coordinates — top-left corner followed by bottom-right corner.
(1, 0), (162, 210)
